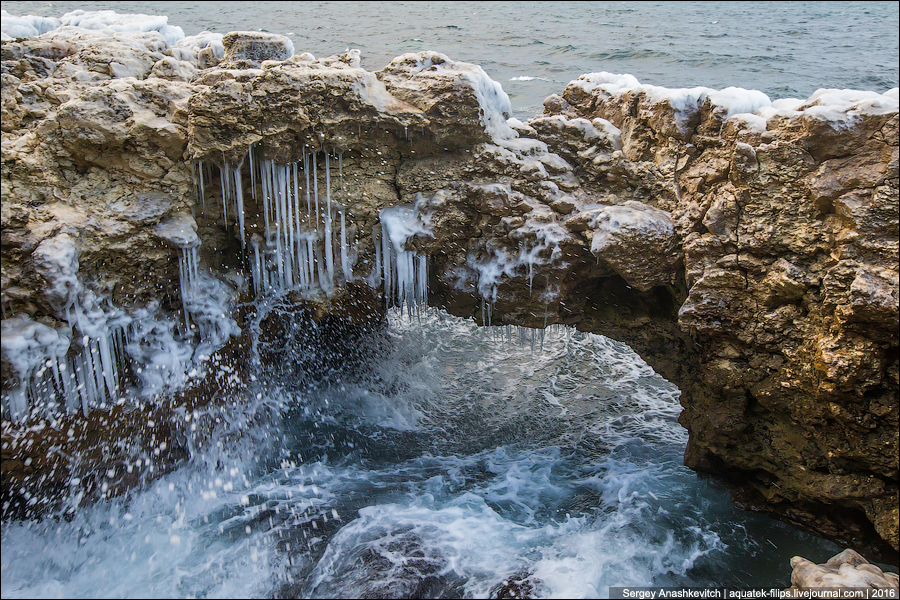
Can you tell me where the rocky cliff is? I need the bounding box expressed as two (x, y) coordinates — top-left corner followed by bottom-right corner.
(1, 28), (897, 555)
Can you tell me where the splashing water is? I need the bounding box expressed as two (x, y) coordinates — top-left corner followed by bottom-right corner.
(1, 310), (847, 598)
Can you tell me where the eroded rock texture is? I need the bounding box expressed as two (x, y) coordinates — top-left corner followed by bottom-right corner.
(1, 29), (897, 555)
(789, 549), (899, 589)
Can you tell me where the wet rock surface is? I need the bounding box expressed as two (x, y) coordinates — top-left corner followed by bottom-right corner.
(1, 29), (898, 555)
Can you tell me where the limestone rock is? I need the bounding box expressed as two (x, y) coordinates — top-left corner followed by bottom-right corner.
(1, 25), (898, 556)
(220, 31), (294, 67)
(789, 549), (899, 589)
(566, 200), (680, 291)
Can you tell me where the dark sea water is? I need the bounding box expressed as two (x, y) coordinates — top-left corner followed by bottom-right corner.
(1, 2), (898, 598)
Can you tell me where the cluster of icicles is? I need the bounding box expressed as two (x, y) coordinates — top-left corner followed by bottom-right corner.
(190, 145), (429, 314)
(0, 145), (435, 421)
(3, 301), (129, 419)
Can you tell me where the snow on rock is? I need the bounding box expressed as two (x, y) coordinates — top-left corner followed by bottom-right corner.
(566, 201), (680, 291)
(149, 56), (197, 81)
(174, 31), (224, 56)
(58, 9), (185, 47)
(567, 71), (773, 136)
(376, 51), (516, 145)
(0, 10), (60, 40)
(567, 71), (898, 139)
(757, 87), (900, 123)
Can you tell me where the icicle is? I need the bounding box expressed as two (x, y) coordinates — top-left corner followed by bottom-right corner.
(198, 160), (206, 213)
(373, 225), (382, 289)
(250, 234), (263, 295)
(314, 243), (328, 293)
(219, 159), (228, 226)
(261, 158), (271, 239)
(417, 254), (427, 308)
(312, 153), (319, 234)
(306, 236), (317, 289)
(233, 162), (245, 248)
(340, 209), (351, 281)
(284, 164), (296, 289)
(272, 162), (285, 289)
(379, 206), (429, 315)
(381, 225), (393, 305)
(324, 153), (334, 287)
(97, 333), (117, 401)
(296, 232), (309, 290)
(292, 161), (302, 286)
(249, 144), (257, 202)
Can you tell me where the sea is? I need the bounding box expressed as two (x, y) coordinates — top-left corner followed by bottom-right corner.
(1, 2), (898, 598)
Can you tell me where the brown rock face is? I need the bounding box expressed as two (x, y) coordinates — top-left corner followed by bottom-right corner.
(1, 30), (897, 555)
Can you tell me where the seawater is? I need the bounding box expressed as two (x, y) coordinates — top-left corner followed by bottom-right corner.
(2, 2), (899, 597)
(3, 1), (899, 118)
(0, 311), (846, 597)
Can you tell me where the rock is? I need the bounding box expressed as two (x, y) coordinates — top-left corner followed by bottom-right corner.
(1, 26), (897, 557)
(789, 549), (899, 589)
(220, 31), (294, 67)
(491, 574), (537, 599)
(154, 212), (199, 248)
(566, 200), (680, 291)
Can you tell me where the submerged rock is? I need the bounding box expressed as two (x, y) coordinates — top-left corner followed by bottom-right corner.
(1, 24), (898, 556)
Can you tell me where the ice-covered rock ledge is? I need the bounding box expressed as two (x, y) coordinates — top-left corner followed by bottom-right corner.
(1, 16), (898, 556)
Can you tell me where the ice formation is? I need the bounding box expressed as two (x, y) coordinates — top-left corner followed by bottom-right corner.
(1, 210), (240, 420)
(0, 9), (185, 45)
(196, 147), (360, 297)
(0, 315), (70, 419)
(379, 204), (431, 315)
(0, 10), (60, 40)
(569, 72), (900, 135)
